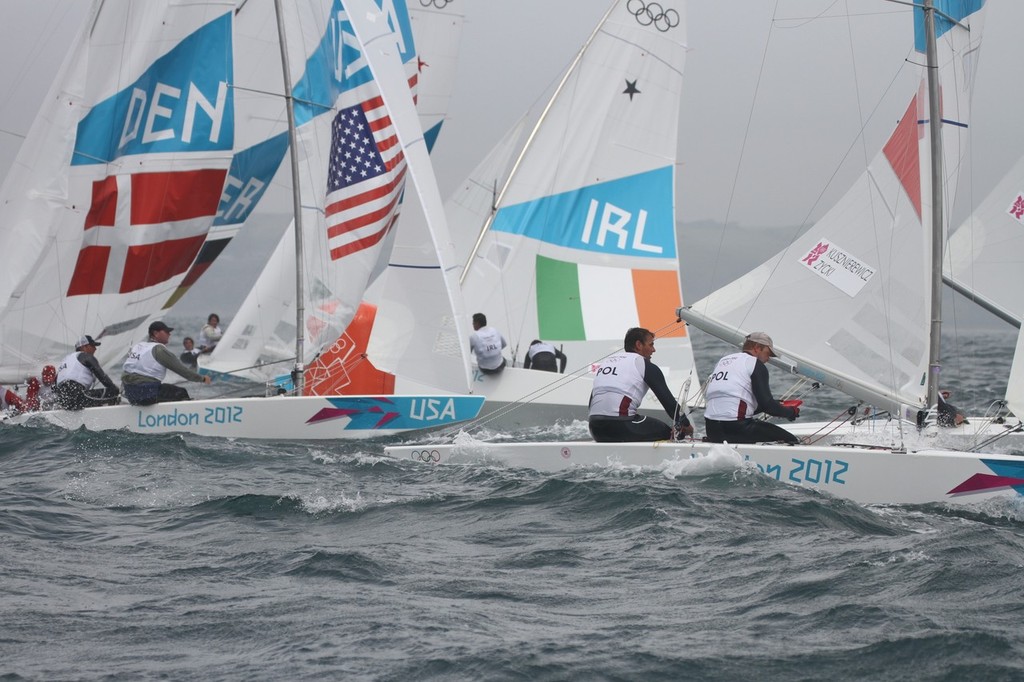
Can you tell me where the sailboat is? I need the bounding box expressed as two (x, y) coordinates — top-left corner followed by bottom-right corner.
(385, 1), (1024, 508)
(1, 0), (483, 439)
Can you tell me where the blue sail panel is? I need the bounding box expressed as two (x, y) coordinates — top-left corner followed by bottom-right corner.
(491, 166), (676, 260)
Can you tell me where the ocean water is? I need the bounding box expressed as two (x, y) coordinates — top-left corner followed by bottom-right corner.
(4, 326), (1024, 680)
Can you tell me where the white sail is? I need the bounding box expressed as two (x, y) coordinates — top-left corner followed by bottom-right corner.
(945, 154), (1024, 327)
(682, 1), (986, 415)
(160, 0), (294, 313)
(451, 0), (698, 399)
(943, 81), (1024, 420)
(0, 0), (238, 383)
(204, 0), (468, 389)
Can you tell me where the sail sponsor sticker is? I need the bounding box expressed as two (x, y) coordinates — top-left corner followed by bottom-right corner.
(1007, 193), (1024, 223)
(799, 239), (876, 297)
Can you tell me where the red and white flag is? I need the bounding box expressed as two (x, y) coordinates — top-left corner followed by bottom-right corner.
(67, 168), (227, 296)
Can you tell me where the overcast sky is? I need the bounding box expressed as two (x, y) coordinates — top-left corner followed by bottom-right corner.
(1, 1), (1021, 323)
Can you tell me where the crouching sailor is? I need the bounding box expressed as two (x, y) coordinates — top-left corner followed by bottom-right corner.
(54, 335), (120, 410)
(588, 327), (693, 442)
(703, 332), (800, 445)
(122, 321), (211, 406)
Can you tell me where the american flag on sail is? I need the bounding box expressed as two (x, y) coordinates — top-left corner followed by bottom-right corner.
(66, 168), (227, 296)
(323, 94), (407, 261)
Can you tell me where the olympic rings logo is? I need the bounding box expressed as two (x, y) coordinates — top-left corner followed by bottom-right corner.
(410, 449), (441, 463)
(626, 0), (680, 32)
(420, 0), (453, 8)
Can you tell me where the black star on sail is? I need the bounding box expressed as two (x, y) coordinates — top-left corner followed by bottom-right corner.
(623, 79), (640, 100)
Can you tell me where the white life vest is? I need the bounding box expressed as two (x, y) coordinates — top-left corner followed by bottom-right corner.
(199, 324), (222, 347)
(704, 351), (758, 420)
(470, 326), (505, 370)
(589, 351), (649, 417)
(56, 351), (96, 389)
(123, 341), (167, 381)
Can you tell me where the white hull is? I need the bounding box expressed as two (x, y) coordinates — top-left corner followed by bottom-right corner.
(383, 438), (1024, 507)
(6, 394), (484, 440)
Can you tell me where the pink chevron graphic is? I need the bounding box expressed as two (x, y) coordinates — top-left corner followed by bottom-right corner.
(306, 402), (400, 427)
(947, 473), (1024, 496)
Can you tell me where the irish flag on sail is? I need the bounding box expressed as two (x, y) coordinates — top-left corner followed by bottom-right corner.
(536, 255), (684, 341)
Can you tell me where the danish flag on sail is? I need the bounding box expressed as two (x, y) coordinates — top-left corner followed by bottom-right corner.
(63, 10), (235, 298)
(323, 94), (406, 261)
(67, 168), (227, 295)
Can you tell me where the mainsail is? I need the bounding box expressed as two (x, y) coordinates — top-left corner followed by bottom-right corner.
(449, 0), (697, 394)
(204, 0), (468, 389)
(681, 1), (986, 415)
(0, 1), (238, 383)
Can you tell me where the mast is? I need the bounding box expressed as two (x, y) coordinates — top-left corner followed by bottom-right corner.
(273, 0), (305, 395)
(924, 0), (942, 410)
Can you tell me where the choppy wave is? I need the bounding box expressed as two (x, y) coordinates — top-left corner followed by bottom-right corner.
(4, 329), (1024, 679)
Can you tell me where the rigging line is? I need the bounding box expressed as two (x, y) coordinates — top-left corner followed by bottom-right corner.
(448, 368), (598, 437)
(206, 355), (296, 378)
(698, 0), (780, 323)
(800, 408), (857, 445)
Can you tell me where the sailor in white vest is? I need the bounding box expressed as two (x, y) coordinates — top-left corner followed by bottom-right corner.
(703, 331), (800, 444)
(54, 334), (120, 410)
(469, 313), (508, 375)
(523, 339), (567, 373)
(198, 313), (223, 354)
(122, 321), (211, 406)
(588, 327), (693, 442)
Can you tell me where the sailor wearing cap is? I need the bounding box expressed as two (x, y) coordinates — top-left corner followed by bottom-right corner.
(121, 321), (211, 405)
(703, 332), (801, 445)
(54, 334), (120, 410)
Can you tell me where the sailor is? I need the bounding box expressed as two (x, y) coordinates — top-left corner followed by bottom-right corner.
(37, 365), (58, 410)
(469, 313), (508, 374)
(198, 313), (223, 354)
(21, 365), (58, 412)
(588, 327), (693, 442)
(180, 336), (200, 370)
(703, 332), (800, 445)
(122, 321), (211, 405)
(523, 340), (567, 373)
(937, 390), (967, 427)
(54, 335), (120, 410)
